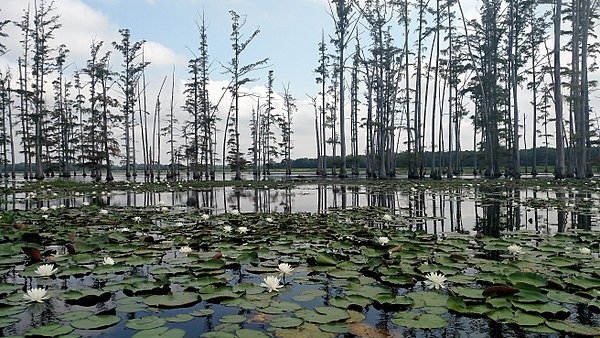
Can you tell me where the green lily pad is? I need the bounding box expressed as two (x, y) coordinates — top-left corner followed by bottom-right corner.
(546, 290), (589, 304)
(126, 316), (167, 330)
(144, 292), (200, 308)
(447, 297), (493, 316)
(25, 323), (74, 337)
(132, 327), (186, 338)
(392, 312), (448, 329)
(292, 289), (326, 302)
(270, 316), (303, 328)
(564, 275), (600, 290)
(166, 314), (194, 323)
(0, 316), (19, 329)
(219, 315), (246, 324)
(71, 315), (120, 330)
(452, 287), (485, 299)
(546, 320), (600, 336)
(508, 272), (547, 288)
(190, 308), (215, 317)
(319, 322), (350, 333)
(505, 311), (545, 326)
(511, 301), (569, 317)
(235, 328), (271, 337)
(57, 310), (94, 321)
(295, 307), (349, 324)
(408, 291), (448, 308)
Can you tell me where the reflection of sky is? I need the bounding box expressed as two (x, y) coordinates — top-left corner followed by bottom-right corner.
(4, 181), (599, 235)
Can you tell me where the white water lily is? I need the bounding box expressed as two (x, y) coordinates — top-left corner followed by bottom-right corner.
(377, 236), (390, 246)
(260, 275), (284, 293)
(99, 209), (108, 215)
(265, 217), (274, 223)
(507, 244), (522, 256)
(579, 247), (592, 255)
(175, 222), (184, 227)
(133, 216), (142, 223)
(231, 209), (240, 215)
(82, 201), (90, 206)
(238, 226), (248, 234)
(35, 264), (58, 277)
(201, 214), (210, 221)
(179, 246), (192, 254)
(50, 205), (57, 210)
(161, 207), (169, 212)
(40, 206), (48, 212)
(41, 214), (48, 219)
(23, 287), (49, 303)
(383, 214), (392, 221)
(223, 225), (233, 233)
(277, 263), (295, 277)
(103, 257), (115, 265)
(118, 227), (130, 232)
(424, 272), (447, 290)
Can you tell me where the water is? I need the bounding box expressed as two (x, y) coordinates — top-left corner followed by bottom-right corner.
(2, 181), (598, 235)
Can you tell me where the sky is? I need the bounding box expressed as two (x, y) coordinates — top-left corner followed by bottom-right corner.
(0, 0), (582, 165)
(0, 0), (338, 162)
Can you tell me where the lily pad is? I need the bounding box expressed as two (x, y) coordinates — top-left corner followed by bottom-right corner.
(71, 315), (120, 330)
(132, 327), (186, 338)
(546, 320), (600, 336)
(144, 292), (200, 308)
(392, 312), (448, 329)
(25, 323), (74, 337)
(126, 316), (167, 330)
(270, 316), (303, 328)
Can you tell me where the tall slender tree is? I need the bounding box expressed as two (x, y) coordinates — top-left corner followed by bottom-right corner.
(223, 10), (268, 180)
(31, 0), (61, 180)
(112, 28), (148, 179)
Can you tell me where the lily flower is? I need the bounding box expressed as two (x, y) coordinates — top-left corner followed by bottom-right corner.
(35, 264), (58, 277)
(40, 206), (49, 212)
(383, 214), (392, 221)
(277, 263), (294, 277)
(82, 201), (90, 206)
(179, 246), (192, 254)
(260, 275), (284, 293)
(507, 244), (522, 256)
(238, 226), (248, 234)
(231, 209), (240, 215)
(424, 272), (447, 290)
(99, 209), (108, 215)
(266, 217), (274, 223)
(223, 225), (232, 233)
(23, 287), (49, 303)
(175, 222), (184, 227)
(133, 216), (142, 223)
(377, 236), (390, 246)
(579, 247), (592, 255)
(201, 214), (210, 221)
(103, 257), (115, 265)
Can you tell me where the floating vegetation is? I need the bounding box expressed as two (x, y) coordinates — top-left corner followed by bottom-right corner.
(0, 180), (599, 337)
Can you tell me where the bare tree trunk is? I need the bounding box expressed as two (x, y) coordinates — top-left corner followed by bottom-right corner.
(553, 0), (565, 179)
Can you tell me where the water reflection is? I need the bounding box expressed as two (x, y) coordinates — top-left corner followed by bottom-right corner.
(2, 184), (598, 234)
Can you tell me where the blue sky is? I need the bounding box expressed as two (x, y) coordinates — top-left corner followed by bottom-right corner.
(1, 0), (336, 160)
(80, 0), (332, 94)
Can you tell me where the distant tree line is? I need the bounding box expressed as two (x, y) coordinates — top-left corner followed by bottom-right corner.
(0, 0), (598, 182)
(311, 0), (599, 180)
(0, 2), (297, 181)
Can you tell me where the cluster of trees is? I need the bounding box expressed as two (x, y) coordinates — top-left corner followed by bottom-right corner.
(0, 0), (597, 182)
(0, 2), (296, 181)
(312, 0), (598, 179)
